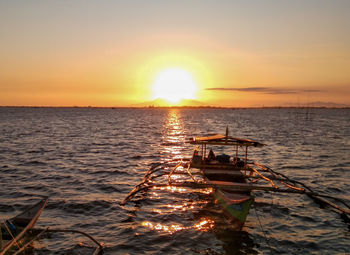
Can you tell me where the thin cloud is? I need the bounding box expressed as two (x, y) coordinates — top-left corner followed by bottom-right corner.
(205, 87), (324, 94)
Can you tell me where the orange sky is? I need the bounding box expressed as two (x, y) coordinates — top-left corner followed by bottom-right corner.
(1, 1), (350, 107)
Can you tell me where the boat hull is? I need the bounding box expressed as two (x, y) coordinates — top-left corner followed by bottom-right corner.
(214, 189), (253, 230)
(199, 166), (253, 230)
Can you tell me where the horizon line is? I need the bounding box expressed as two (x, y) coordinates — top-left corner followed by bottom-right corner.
(1, 105), (349, 109)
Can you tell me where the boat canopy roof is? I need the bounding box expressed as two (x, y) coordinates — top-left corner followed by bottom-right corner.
(188, 134), (265, 147)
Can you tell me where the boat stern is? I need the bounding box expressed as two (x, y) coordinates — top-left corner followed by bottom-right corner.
(214, 190), (254, 231)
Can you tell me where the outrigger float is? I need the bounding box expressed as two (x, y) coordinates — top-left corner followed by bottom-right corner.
(122, 128), (350, 230)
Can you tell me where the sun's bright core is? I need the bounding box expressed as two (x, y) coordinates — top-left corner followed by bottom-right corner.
(152, 68), (198, 103)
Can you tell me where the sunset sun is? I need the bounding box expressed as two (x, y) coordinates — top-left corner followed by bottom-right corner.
(152, 68), (198, 104)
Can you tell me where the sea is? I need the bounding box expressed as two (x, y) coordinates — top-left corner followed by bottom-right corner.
(0, 107), (349, 254)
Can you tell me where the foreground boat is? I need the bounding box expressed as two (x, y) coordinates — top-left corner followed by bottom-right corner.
(0, 197), (47, 255)
(122, 129), (350, 231)
(188, 132), (264, 230)
(1, 198), (104, 255)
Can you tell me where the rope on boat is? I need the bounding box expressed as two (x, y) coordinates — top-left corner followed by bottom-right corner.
(253, 205), (273, 254)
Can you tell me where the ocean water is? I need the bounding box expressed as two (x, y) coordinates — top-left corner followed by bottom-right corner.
(0, 107), (349, 254)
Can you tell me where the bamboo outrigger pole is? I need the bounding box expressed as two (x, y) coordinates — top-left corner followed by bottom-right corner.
(31, 228), (104, 254)
(122, 181), (350, 216)
(250, 162), (350, 218)
(121, 160), (350, 222)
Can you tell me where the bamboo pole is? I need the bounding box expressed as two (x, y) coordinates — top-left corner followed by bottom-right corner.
(168, 162), (183, 183)
(250, 161), (350, 216)
(43, 228), (103, 249)
(29, 228), (103, 255)
(1, 221), (21, 253)
(185, 162), (197, 183)
(306, 194), (350, 215)
(121, 185), (150, 205)
(13, 228), (48, 255)
(249, 166), (278, 188)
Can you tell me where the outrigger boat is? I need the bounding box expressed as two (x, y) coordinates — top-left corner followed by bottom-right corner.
(122, 128), (350, 231)
(188, 130), (265, 230)
(1, 197), (48, 255)
(1, 198), (104, 255)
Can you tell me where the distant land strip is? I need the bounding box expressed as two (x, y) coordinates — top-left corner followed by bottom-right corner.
(1, 105), (349, 109)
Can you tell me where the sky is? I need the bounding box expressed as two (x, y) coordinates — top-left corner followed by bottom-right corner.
(1, 0), (350, 107)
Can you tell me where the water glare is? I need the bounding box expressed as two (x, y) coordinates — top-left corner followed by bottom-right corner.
(141, 218), (215, 234)
(161, 109), (185, 160)
(1, 108), (349, 254)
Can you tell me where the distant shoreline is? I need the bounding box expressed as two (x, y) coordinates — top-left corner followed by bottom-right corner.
(1, 106), (349, 109)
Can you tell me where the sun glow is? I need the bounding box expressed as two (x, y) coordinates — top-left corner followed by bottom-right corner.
(152, 68), (198, 103)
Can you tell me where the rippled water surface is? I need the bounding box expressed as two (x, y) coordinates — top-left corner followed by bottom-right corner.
(0, 107), (349, 254)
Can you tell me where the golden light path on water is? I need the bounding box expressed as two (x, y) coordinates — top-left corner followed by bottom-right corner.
(162, 109), (184, 160)
(141, 219), (215, 234)
(152, 185), (213, 195)
(141, 109), (215, 234)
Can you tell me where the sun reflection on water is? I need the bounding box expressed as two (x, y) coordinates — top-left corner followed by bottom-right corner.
(153, 185), (187, 193)
(165, 200), (210, 212)
(162, 109), (186, 160)
(140, 110), (216, 236)
(151, 185), (213, 195)
(141, 218), (215, 234)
